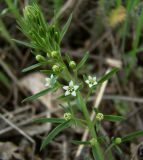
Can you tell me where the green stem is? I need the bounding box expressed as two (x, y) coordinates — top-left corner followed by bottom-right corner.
(79, 93), (104, 160)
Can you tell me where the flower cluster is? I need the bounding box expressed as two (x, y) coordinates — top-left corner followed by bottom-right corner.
(45, 75), (98, 97)
(96, 113), (104, 121)
(64, 113), (72, 121)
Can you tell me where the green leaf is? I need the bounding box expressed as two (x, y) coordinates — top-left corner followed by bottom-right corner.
(40, 70), (53, 74)
(122, 130), (143, 142)
(61, 14), (72, 40)
(104, 115), (125, 122)
(92, 145), (103, 160)
(95, 120), (101, 132)
(22, 63), (42, 72)
(22, 88), (53, 102)
(0, 71), (10, 88)
(12, 39), (34, 48)
(41, 120), (70, 150)
(71, 140), (90, 145)
(98, 68), (119, 84)
(34, 117), (65, 123)
(76, 52), (89, 70)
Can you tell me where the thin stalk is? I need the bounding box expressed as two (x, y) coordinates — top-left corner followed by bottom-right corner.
(79, 93), (104, 160)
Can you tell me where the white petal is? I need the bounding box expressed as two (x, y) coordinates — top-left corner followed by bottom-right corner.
(85, 80), (89, 84)
(71, 91), (76, 96)
(89, 84), (93, 88)
(50, 74), (54, 79)
(63, 86), (68, 90)
(93, 76), (97, 81)
(45, 83), (50, 87)
(88, 76), (92, 80)
(69, 80), (74, 86)
(45, 78), (50, 81)
(74, 85), (79, 90)
(65, 91), (70, 96)
(93, 81), (97, 85)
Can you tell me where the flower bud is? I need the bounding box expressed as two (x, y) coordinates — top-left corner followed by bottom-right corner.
(51, 51), (58, 58)
(96, 113), (104, 121)
(36, 55), (46, 62)
(89, 138), (97, 146)
(69, 61), (76, 69)
(114, 137), (122, 144)
(64, 113), (72, 121)
(52, 65), (61, 73)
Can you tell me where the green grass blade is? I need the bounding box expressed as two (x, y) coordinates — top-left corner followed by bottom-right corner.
(12, 39), (34, 48)
(22, 88), (53, 102)
(41, 120), (70, 150)
(122, 130), (143, 142)
(22, 63), (43, 72)
(131, 9), (143, 56)
(98, 68), (118, 84)
(0, 71), (10, 88)
(60, 14), (72, 40)
(91, 145), (103, 160)
(71, 140), (90, 145)
(76, 52), (89, 71)
(34, 117), (65, 123)
(104, 115), (125, 122)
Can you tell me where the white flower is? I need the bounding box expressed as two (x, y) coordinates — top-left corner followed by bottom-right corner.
(63, 81), (79, 97)
(85, 75), (98, 88)
(45, 74), (56, 87)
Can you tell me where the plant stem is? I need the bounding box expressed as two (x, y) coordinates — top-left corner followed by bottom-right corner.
(79, 93), (104, 160)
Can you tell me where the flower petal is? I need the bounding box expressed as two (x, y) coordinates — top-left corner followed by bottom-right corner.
(50, 74), (54, 79)
(45, 83), (50, 87)
(69, 80), (74, 86)
(71, 91), (76, 96)
(85, 80), (89, 84)
(65, 91), (70, 96)
(45, 78), (50, 81)
(63, 86), (68, 90)
(93, 76), (97, 81)
(74, 85), (79, 90)
(88, 76), (92, 80)
(89, 84), (93, 88)
(93, 81), (98, 85)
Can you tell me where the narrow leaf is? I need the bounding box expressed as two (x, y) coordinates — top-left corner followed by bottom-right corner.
(61, 14), (72, 40)
(71, 140), (90, 145)
(22, 88), (53, 102)
(104, 115), (125, 122)
(41, 120), (70, 149)
(92, 145), (103, 160)
(122, 130), (143, 142)
(34, 117), (65, 123)
(98, 68), (119, 84)
(0, 71), (10, 88)
(22, 63), (42, 72)
(76, 52), (89, 70)
(12, 39), (34, 48)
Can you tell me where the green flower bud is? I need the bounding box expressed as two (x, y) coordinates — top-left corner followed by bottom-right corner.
(96, 113), (104, 121)
(35, 55), (46, 62)
(64, 113), (72, 121)
(114, 137), (122, 144)
(89, 138), (97, 146)
(51, 51), (58, 58)
(69, 61), (76, 69)
(52, 65), (61, 73)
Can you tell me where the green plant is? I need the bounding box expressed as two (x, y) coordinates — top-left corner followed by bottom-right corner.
(17, 3), (143, 159)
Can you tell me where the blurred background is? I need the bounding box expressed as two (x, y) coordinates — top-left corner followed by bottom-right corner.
(0, 0), (143, 160)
